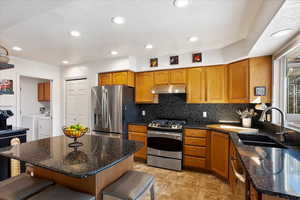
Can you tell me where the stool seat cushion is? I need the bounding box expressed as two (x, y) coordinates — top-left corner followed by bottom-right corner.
(0, 173), (53, 200)
(103, 171), (154, 200)
(27, 185), (95, 200)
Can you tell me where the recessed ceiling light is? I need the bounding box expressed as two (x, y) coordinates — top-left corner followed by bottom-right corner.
(145, 44), (153, 49)
(271, 29), (293, 38)
(12, 46), (22, 51)
(188, 36), (198, 42)
(62, 60), (69, 64)
(111, 51), (118, 55)
(173, 0), (190, 8)
(111, 16), (126, 25)
(70, 30), (81, 37)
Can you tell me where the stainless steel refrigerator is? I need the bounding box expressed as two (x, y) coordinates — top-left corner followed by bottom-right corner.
(91, 85), (138, 135)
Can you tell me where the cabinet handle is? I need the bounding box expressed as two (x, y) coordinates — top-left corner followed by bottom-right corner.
(230, 157), (245, 183)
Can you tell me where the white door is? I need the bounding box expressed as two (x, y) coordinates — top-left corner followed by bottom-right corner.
(65, 79), (89, 127)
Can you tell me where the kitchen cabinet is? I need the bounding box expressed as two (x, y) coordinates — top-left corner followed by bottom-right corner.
(99, 73), (112, 85)
(210, 131), (229, 179)
(128, 125), (147, 160)
(154, 69), (186, 85)
(187, 65), (227, 103)
(187, 67), (206, 103)
(169, 69), (186, 84)
(228, 56), (272, 103)
(183, 129), (209, 170)
(38, 82), (50, 102)
(98, 70), (134, 87)
(206, 65), (228, 103)
(135, 72), (157, 103)
(154, 71), (169, 85)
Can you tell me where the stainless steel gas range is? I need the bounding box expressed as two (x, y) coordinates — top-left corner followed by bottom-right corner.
(147, 119), (186, 171)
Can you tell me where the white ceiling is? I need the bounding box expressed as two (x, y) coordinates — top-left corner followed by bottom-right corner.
(249, 0), (300, 57)
(0, 0), (264, 66)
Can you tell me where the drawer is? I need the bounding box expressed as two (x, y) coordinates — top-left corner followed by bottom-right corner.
(185, 129), (207, 138)
(128, 125), (147, 133)
(183, 156), (206, 169)
(184, 145), (207, 157)
(184, 137), (207, 146)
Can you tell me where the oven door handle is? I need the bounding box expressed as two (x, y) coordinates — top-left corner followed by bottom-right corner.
(230, 157), (245, 183)
(0, 134), (27, 140)
(148, 132), (181, 139)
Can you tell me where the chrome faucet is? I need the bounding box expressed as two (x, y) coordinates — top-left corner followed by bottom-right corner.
(259, 106), (286, 142)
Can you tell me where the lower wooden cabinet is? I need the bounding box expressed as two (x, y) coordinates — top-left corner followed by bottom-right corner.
(128, 125), (147, 160)
(183, 129), (209, 170)
(183, 156), (206, 169)
(210, 131), (229, 179)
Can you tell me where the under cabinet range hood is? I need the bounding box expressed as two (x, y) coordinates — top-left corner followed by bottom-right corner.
(151, 84), (186, 94)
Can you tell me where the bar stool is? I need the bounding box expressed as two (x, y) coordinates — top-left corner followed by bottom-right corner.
(0, 173), (53, 200)
(27, 185), (95, 200)
(103, 170), (156, 200)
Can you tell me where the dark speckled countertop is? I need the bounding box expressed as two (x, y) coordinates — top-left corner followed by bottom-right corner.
(230, 130), (300, 199)
(0, 135), (143, 178)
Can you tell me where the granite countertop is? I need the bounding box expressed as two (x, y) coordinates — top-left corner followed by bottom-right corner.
(230, 130), (300, 199)
(0, 135), (143, 178)
(0, 127), (29, 136)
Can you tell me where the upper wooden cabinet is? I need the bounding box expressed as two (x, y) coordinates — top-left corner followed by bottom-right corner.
(228, 56), (272, 103)
(187, 67), (206, 103)
(135, 72), (157, 103)
(210, 131), (229, 179)
(169, 69), (186, 84)
(154, 71), (169, 85)
(98, 70), (134, 87)
(99, 73), (112, 85)
(154, 69), (186, 85)
(38, 82), (50, 102)
(187, 65), (227, 103)
(206, 65), (228, 103)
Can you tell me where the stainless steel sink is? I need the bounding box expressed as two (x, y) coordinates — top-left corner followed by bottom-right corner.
(238, 134), (286, 149)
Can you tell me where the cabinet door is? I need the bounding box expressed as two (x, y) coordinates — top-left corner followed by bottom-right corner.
(38, 83), (44, 101)
(187, 68), (206, 103)
(154, 71), (169, 85)
(43, 82), (50, 101)
(206, 65), (227, 103)
(249, 56), (272, 103)
(169, 69), (186, 84)
(99, 73), (112, 86)
(38, 118), (51, 139)
(112, 71), (128, 85)
(228, 60), (249, 103)
(135, 72), (155, 103)
(128, 132), (147, 160)
(211, 131), (229, 179)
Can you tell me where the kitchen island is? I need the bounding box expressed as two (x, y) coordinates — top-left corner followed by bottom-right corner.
(0, 134), (143, 200)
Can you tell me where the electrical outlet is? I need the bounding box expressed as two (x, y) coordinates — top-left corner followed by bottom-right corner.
(203, 112), (207, 118)
(142, 110), (146, 116)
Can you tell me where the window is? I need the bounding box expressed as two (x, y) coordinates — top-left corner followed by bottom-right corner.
(274, 44), (300, 129)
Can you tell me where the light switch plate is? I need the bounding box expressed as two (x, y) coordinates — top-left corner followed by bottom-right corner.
(203, 112), (207, 118)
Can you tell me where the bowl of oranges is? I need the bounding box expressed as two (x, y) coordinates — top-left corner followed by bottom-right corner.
(62, 124), (89, 147)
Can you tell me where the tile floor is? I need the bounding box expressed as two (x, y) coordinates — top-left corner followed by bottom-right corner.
(134, 162), (234, 200)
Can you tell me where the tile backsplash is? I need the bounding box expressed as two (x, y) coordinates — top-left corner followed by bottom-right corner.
(137, 94), (255, 124)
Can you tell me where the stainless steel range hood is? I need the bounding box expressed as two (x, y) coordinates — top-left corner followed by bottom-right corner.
(151, 84), (186, 94)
